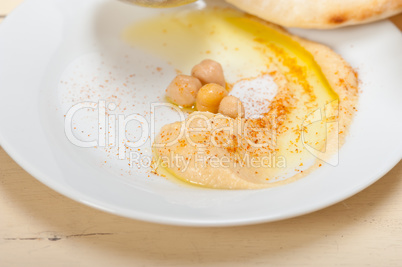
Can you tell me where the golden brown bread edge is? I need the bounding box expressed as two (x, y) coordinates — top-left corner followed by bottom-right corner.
(225, 0), (402, 29)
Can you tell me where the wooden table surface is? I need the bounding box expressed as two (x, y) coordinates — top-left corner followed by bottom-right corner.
(1, 1), (401, 266)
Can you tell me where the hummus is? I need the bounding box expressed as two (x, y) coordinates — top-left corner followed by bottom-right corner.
(124, 9), (359, 189)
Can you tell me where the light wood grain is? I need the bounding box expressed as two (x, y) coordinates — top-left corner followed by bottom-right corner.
(0, 1), (401, 266)
(1, 148), (401, 267)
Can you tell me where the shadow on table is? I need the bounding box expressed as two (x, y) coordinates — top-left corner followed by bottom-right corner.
(1, 145), (401, 264)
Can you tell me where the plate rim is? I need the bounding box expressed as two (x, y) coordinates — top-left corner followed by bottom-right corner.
(0, 0), (401, 227)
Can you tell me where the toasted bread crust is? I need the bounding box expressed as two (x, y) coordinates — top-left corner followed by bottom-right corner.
(225, 0), (402, 29)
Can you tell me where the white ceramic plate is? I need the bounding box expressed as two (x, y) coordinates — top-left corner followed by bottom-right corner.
(0, 0), (401, 226)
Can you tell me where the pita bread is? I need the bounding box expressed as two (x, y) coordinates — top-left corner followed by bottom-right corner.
(225, 0), (402, 28)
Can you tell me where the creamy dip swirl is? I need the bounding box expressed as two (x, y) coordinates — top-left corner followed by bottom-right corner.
(123, 8), (359, 189)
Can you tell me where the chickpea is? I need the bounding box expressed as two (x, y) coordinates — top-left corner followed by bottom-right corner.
(166, 75), (202, 107)
(191, 59), (226, 87)
(196, 83), (228, 113)
(218, 96), (245, 118)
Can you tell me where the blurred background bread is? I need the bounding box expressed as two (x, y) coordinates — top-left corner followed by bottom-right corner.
(225, 0), (402, 29)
